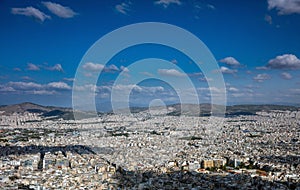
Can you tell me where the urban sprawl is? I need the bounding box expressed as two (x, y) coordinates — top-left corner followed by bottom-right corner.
(0, 107), (299, 189)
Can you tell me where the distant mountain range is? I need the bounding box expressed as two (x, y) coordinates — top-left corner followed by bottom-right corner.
(130, 103), (299, 117)
(0, 102), (70, 115)
(0, 102), (299, 120)
(0, 102), (90, 120)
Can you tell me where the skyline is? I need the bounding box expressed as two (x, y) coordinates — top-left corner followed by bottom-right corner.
(1, 0), (300, 108)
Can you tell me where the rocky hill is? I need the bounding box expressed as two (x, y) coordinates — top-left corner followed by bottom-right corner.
(0, 102), (298, 120)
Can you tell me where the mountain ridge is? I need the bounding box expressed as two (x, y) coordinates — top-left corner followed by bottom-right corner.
(0, 102), (298, 119)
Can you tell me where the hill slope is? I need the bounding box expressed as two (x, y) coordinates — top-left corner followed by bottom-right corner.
(0, 102), (298, 119)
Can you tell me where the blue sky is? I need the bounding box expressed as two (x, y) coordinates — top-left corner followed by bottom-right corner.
(0, 0), (300, 108)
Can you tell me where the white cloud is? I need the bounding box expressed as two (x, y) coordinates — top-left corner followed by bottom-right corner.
(207, 4), (216, 10)
(197, 87), (225, 100)
(83, 72), (93, 77)
(42, 1), (77, 18)
(47, 82), (71, 90)
(256, 66), (269, 70)
(115, 2), (131, 14)
(171, 59), (178, 64)
(104, 64), (119, 72)
(8, 82), (43, 90)
(246, 88), (254, 93)
(74, 84), (98, 92)
(219, 57), (241, 67)
(33, 90), (55, 95)
(280, 72), (292, 80)
(21, 76), (33, 81)
(290, 88), (300, 94)
(98, 92), (110, 98)
(0, 86), (15, 92)
(268, 0), (300, 15)
(217, 66), (237, 74)
(154, 0), (182, 8)
(120, 66), (129, 72)
(198, 87), (218, 93)
(199, 77), (213, 82)
(98, 84), (165, 96)
(25, 63), (65, 72)
(231, 93), (247, 98)
(188, 72), (202, 77)
(11, 7), (50, 22)
(27, 63), (40, 71)
(102, 84), (171, 107)
(47, 64), (64, 72)
(140, 72), (153, 77)
(193, 3), (216, 19)
(158, 69), (186, 77)
(97, 85), (111, 92)
(253, 73), (271, 82)
(9, 81), (71, 91)
(143, 86), (164, 93)
(228, 87), (239, 93)
(267, 54), (300, 69)
(26, 63), (64, 72)
(112, 84), (141, 92)
(0, 81), (73, 95)
(245, 84), (259, 90)
(264, 14), (273, 24)
(82, 62), (121, 73)
(82, 62), (105, 72)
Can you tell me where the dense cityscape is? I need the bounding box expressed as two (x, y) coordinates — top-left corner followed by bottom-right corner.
(0, 104), (299, 189)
